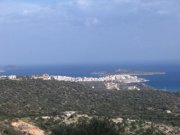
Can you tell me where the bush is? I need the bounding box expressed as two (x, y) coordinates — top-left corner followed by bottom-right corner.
(2, 127), (23, 135)
(51, 117), (119, 135)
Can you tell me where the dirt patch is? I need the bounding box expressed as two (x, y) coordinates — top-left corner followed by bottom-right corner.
(11, 120), (45, 135)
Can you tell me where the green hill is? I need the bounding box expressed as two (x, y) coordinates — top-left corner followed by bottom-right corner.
(0, 79), (179, 126)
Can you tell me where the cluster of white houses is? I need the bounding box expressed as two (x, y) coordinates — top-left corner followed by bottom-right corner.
(0, 75), (17, 80)
(31, 74), (147, 83)
(0, 74), (147, 91)
(0, 74), (147, 84)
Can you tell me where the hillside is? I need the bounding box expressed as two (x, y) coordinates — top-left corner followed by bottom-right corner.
(0, 79), (180, 127)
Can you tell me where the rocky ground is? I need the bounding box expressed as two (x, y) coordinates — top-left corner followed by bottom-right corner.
(0, 113), (180, 135)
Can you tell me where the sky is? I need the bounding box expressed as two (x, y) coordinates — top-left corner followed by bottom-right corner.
(0, 0), (180, 65)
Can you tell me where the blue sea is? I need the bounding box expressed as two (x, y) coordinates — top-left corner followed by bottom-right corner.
(1, 63), (180, 92)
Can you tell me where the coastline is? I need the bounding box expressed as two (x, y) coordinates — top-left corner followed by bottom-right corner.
(1, 65), (180, 92)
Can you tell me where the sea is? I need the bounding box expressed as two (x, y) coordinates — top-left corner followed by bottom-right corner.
(1, 63), (180, 92)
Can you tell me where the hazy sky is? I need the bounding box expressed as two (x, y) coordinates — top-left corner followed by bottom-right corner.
(0, 0), (180, 65)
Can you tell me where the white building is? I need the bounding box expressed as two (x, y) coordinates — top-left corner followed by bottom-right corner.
(32, 74), (51, 80)
(0, 76), (8, 79)
(8, 75), (17, 80)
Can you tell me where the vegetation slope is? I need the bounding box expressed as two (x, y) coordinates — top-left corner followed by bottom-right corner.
(0, 79), (179, 127)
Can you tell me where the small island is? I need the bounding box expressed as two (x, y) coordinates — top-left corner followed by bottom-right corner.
(92, 69), (166, 76)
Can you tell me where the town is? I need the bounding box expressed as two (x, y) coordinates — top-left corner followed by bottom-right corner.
(0, 74), (147, 83)
(0, 74), (148, 91)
